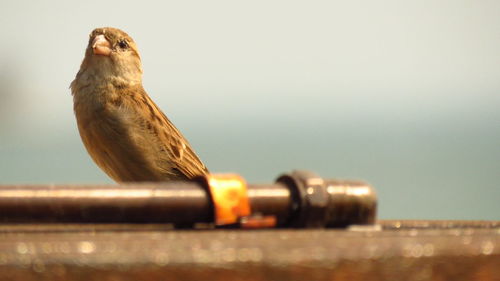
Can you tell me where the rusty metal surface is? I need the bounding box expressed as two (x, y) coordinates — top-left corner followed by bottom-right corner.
(0, 220), (497, 280)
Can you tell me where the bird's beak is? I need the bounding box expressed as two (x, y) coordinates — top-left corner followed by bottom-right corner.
(92, 35), (111, 56)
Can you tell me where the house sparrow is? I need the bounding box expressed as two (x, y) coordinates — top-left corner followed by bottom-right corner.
(70, 27), (208, 182)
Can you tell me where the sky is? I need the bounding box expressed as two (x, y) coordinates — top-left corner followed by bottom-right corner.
(0, 1), (499, 220)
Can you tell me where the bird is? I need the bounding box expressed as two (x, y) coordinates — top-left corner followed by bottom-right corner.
(70, 27), (208, 182)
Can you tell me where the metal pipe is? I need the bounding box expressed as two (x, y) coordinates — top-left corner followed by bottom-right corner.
(0, 182), (212, 223)
(0, 171), (377, 227)
(0, 182), (294, 224)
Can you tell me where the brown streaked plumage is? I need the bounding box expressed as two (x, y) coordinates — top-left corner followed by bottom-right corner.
(71, 27), (208, 182)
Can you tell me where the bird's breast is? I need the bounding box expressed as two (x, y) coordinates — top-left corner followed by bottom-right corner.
(74, 92), (173, 182)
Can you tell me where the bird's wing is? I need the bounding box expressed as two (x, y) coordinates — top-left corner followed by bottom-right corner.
(129, 86), (209, 179)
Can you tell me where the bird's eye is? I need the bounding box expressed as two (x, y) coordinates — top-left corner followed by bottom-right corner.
(118, 40), (129, 49)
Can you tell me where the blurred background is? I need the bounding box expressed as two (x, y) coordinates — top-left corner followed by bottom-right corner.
(0, 1), (498, 220)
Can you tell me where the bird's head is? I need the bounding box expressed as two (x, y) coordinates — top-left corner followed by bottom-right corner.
(76, 27), (143, 87)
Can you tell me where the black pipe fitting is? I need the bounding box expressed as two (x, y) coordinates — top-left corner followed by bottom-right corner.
(276, 171), (377, 228)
